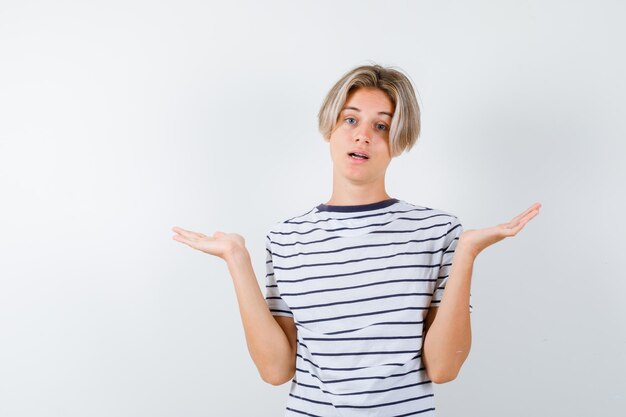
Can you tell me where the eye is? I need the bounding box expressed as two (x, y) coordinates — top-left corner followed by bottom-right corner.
(377, 123), (389, 131)
(345, 117), (356, 125)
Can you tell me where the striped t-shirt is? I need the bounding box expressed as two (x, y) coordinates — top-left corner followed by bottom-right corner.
(264, 197), (472, 417)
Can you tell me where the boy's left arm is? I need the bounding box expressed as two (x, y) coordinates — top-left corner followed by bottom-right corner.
(422, 202), (541, 383)
(422, 240), (475, 384)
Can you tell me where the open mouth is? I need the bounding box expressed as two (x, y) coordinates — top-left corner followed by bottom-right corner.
(348, 152), (369, 160)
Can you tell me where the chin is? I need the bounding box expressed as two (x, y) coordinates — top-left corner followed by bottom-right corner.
(343, 171), (373, 182)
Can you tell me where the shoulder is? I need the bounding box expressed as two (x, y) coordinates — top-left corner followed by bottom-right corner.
(399, 199), (461, 225)
(265, 205), (319, 243)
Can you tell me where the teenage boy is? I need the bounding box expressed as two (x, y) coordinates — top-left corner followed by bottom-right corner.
(173, 64), (541, 416)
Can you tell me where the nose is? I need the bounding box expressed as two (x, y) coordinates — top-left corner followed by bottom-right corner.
(354, 125), (372, 144)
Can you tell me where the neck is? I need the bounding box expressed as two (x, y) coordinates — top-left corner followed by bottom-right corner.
(325, 174), (391, 206)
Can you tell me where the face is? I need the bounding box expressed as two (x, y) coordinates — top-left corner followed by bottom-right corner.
(326, 87), (394, 184)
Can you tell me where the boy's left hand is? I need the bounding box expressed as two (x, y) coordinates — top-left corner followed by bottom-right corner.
(459, 202), (542, 258)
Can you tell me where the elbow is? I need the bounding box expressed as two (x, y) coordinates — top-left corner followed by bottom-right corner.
(424, 344), (471, 384)
(256, 346), (297, 386)
(429, 369), (459, 384)
(426, 360), (464, 384)
(261, 375), (285, 386)
(260, 367), (295, 386)
(262, 374), (291, 386)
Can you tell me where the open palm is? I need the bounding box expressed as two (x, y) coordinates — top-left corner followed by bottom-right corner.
(171, 226), (246, 260)
(460, 202), (542, 258)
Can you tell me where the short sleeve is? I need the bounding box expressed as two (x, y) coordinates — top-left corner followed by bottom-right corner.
(264, 235), (294, 318)
(431, 216), (473, 313)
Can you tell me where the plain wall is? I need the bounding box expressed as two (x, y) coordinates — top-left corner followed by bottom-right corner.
(1, 0), (624, 416)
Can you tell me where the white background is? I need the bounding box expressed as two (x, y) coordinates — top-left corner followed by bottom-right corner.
(1, 0), (624, 416)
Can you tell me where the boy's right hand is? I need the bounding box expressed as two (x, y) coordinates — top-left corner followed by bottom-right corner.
(171, 226), (246, 261)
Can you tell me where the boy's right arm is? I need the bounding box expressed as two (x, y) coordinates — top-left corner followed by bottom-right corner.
(225, 247), (297, 385)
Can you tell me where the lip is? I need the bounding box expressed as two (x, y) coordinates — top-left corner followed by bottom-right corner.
(348, 149), (370, 158)
(347, 153), (369, 164)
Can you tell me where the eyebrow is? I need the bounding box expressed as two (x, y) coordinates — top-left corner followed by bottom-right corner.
(341, 106), (393, 118)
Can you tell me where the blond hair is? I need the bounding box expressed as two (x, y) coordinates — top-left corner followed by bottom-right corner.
(317, 63), (421, 157)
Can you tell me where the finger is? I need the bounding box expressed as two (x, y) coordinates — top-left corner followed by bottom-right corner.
(521, 208), (541, 225)
(520, 207), (540, 224)
(172, 227), (207, 242)
(511, 204), (540, 223)
(172, 234), (196, 248)
(507, 209), (540, 235)
(172, 226), (191, 235)
(507, 203), (542, 227)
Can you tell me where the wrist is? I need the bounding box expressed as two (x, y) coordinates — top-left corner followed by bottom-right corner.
(225, 245), (250, 263)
